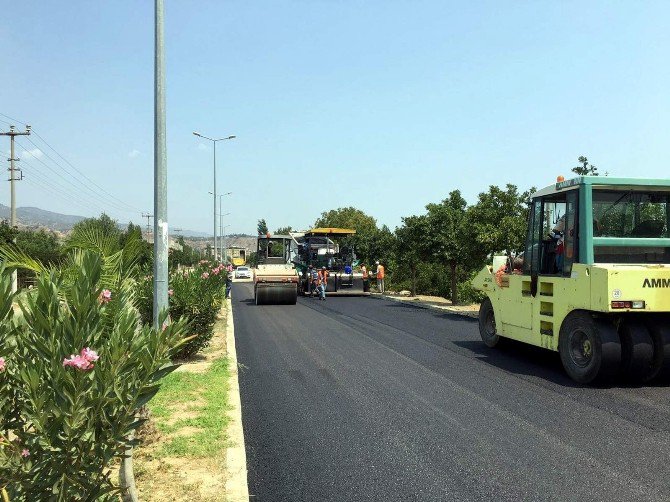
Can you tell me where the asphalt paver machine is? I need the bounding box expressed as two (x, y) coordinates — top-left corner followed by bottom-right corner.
(292, 228), (370, 297)
(472, 176), (670, 384)
(253, 234), (299, 305)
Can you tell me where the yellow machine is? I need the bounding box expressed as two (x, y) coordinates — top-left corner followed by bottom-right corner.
(228, 246), (247, 267)
(253, 234), (299, 305)
(472, 176), (670, 384)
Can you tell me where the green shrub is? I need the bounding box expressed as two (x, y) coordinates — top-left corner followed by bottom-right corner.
(137, 260), (227, 359)
(0, 251), (188, 500)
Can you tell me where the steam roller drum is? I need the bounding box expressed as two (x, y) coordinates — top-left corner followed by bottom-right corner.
(255, 284), (297, 305)
(643, 315), (670, 382)
(619, 321), (655, 383)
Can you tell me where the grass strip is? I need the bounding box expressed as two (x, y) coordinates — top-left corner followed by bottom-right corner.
(148, 357), (231, 458)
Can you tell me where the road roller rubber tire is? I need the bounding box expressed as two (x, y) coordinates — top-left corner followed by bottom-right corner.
(643, 316), (670, 382)
(478, 297), (501, 348)
(559, 312), (621, 385)
(619, 321), (655, 383)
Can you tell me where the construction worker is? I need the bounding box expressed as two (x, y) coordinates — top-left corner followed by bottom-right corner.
(310, 265), (319, 297)
(361, 264), (369, 292)
(317, 266), (328, 300)
(375, 260), (385, 293)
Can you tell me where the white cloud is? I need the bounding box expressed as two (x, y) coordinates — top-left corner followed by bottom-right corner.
(197, 143), (208, 151)
(22, 147), (43, 159)
(128, 149), (141, 158)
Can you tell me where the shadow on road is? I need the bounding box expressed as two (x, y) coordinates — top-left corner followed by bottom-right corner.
(453, 339), (580, 387)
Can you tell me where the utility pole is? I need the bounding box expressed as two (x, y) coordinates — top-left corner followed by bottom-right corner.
(1, 125), (31, 293)
(142, 212), (154, 238)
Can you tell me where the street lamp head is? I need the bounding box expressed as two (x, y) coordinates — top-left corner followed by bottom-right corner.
(226, 135), (236, 140)
(193, 131), (201, 137)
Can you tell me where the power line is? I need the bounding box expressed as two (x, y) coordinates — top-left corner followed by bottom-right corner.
(15, 139), (136, 215)
(19, 135), (139, 214)
(24, 133), (143, 212)
(1, 112), (143, 213)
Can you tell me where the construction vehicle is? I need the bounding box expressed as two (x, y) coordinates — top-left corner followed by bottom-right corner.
(227, 246), (247, 267)
(253, 234), (299, 305)
(291, 228), (370, 296)
(472, 176), (670, 384)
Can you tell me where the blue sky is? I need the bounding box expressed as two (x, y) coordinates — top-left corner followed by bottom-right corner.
(1, 1), (669, 235)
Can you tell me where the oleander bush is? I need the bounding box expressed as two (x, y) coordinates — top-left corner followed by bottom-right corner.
(136, 260), (228, 359)
(0, 251), (189, 500)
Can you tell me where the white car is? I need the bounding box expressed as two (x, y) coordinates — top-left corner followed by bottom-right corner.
(234, 266), (252, 279)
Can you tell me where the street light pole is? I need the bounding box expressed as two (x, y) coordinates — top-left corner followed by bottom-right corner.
(193, 132), (235, 262)
(219, 211), (230, 261)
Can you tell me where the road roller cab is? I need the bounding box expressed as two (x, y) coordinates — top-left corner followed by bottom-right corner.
(253, 234), (299, 305)
(472, 176), (670, 384)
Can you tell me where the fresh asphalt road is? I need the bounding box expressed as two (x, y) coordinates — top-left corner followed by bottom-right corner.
(232, 281), (670, 502)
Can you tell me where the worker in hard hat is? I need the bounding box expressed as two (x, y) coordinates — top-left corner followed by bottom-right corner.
(375, 261), (385, 293)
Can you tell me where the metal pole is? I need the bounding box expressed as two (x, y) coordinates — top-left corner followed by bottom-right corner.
(219, 196), (223, 261)
(153, 0), (168, 325)
(213, 140), (217, 262)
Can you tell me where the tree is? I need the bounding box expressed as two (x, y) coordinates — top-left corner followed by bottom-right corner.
(275, 226), (294, 235)
(425, 190), (474, 304)
(467, 184), (533, 260)
(395, 215), (430, 296)
(315, 207), (380, 263)
(16, 229), (62, 266)
(257, 219), (268, 235)
(572, 156), (599, 176)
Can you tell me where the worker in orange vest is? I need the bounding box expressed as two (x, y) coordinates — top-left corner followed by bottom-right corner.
(375, 261), (385, 293)
(361, 264), (369, 292)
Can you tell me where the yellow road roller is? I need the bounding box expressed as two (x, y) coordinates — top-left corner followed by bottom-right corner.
(472, 176), (670, 384)
(254, 234), (299, 305)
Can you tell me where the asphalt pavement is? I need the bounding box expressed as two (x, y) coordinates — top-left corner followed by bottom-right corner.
(232, 281), (670, 502)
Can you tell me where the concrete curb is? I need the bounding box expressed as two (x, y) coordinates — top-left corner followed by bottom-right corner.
(224, 298), (250, 502)
(374, 293), (479, 319)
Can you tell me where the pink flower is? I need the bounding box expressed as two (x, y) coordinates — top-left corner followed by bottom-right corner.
(63, 354), (94, 371)
(80, 347), (99, 363)
(168, 289), (174, 297)
(212, 268), (220, 275)
(201, 272), (209, 279)
(0, 357), (5, 372)
(21, 449), (29, 458)
(99, 289), (112, 304)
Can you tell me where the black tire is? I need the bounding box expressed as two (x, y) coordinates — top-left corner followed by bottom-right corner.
(478, 297), (500, 348)
(619, 321), (655, 383)
(644, 316), (670, 382)
(559, 312), (621, 384)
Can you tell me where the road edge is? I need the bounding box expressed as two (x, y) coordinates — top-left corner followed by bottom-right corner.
(224, 297), (250, 501)
(373, 293), (479, 319)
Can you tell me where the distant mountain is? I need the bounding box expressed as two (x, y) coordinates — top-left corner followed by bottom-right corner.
(0, 203), (209, 237)
(0, 204), (85, 231)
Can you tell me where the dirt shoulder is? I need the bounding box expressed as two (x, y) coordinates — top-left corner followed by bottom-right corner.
(134, 300), (237, 501)
(380, 293), (480, 318)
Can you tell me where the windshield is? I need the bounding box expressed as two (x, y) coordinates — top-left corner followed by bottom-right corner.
(593, 190), (670, 238)
(592, 189), (670, 264)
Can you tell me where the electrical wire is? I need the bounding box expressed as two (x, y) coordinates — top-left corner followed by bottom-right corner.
(0, 111), (143, 214)
(15, 139), (136, 215)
